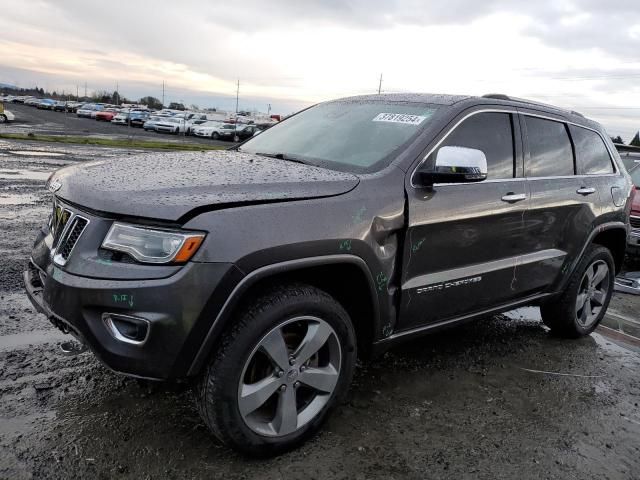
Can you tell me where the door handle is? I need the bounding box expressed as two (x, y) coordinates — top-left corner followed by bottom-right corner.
(501, 193), (527, 203)
(576, 187), (596, 195)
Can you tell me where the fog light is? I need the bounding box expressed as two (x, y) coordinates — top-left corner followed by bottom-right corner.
(103, 313), (150, 345)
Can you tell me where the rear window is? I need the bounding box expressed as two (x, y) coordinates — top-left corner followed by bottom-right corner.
(525, 116), (574, 177)
(569, 125), (614, 175)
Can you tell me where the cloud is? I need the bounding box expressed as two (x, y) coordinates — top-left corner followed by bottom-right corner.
(0, 0), (639, 135)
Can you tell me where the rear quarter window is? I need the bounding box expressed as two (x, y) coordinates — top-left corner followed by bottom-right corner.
(569, 125), (615, 175)
(525, 116), (574, 177)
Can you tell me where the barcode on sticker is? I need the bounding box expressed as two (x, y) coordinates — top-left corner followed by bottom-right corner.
(372, 113), (426, 125)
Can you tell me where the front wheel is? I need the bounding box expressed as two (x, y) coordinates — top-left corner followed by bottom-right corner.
(212, 132), (220, 140)
(0, 115), (6, 124)
(541, 244), (615, 338)
(194, 284), (356, 455)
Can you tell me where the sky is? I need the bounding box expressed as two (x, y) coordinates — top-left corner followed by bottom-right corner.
(1, 0), (639, 140)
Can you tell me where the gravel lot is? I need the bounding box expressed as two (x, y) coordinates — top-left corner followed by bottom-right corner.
(1, 139), (639, 479)
(3, 103), (233, 147)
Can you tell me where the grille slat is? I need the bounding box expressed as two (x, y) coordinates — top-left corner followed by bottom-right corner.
(630, 216), (640, 229)
(55, 216), (88, 264)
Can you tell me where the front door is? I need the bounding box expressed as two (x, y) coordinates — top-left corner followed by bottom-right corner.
(398, 110), (531, 331)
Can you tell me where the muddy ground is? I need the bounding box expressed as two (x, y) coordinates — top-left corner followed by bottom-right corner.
(0, 139), (639, 479)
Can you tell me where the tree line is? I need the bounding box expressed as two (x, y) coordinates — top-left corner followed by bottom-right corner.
(0, 85), (192, 111)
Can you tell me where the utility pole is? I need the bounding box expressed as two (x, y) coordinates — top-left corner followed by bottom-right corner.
(76, 85), (79, 101)
(378, 73), (383, 95)
(234, 79), (240, 140)
(116, 81), (119, 105)
(268, 103), (271, 116)
(84, 82), (87, 99)
(162, 80), (165, 107)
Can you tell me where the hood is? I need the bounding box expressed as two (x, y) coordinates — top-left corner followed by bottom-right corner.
(50, 150), (359, 221)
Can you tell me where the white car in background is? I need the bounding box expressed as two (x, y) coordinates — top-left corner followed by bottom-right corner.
(0, 108), (15, 122)
(192, 121), (228, 139)
(154, 117), (187, 134)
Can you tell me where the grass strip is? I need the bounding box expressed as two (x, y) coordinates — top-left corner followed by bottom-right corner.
(0, 133), (226, 151)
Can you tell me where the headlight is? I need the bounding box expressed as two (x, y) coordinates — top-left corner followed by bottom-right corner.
(102, 223), (205, 264)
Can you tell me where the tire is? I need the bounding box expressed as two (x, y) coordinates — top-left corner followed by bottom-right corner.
(541, 244), (615, 338)
(212, 132), (220, 140)
(194, 283), (357, 456)
(233, 135), (240, 142)
(0, 115), (6, 124)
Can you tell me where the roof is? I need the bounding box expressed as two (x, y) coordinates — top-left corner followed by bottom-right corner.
(331, 93), (471, 106)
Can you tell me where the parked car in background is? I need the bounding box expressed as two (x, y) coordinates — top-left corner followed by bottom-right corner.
(216, 123), (245, 141)
(90, 105), (107, 119)
(111, 111), (130, 125)
(76, 104), (101, 118)
(95, 109), (119, 122)
(52, 101), (67, 112)
(129, 111), (150, 127)
(233, 124), (263, 141)
(0, 106), (15, 123)
(154, 117), (187, 134)
(65, 101), (83, 113)
(37, 99), (56, 110)
(192, 121), (225, 138)
(142, 115), (167, 131)
(25, 97), (41, 106)
(626, 165), (640, 257)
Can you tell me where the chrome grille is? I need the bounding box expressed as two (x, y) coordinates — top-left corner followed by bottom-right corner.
(49, 200), (72, 244)
(48, 199), (90, 266)
(55, 216), (89, 264)
(630, 216), (640, 229)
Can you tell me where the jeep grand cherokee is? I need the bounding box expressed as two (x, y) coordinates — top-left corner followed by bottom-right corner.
(25, 93), (632, 455)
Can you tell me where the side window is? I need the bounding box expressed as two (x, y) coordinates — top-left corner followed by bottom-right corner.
(435, 112), (515, 179)
(525, 116), (573, 177)
(569, 125), (615, 175)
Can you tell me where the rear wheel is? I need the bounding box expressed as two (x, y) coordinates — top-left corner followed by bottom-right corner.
(212, 132), (220, 140)
(541, 245), (614, 337)
(194, 284), (356, 455)
(0, 115), (6, 124)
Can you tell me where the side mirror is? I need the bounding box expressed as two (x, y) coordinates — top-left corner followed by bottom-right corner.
(415, 146), (488, 186)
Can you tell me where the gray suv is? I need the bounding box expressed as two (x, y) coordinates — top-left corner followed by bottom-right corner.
(25, 93), (632, 455)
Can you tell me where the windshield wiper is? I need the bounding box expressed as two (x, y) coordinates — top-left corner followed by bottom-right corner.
(255, 152), (309, 165)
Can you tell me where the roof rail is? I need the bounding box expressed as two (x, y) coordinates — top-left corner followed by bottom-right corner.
(482, 93), (511, 100)
(482, 93), (585, 118)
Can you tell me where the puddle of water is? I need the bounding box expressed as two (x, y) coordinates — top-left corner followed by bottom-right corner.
(0, 329), (69, 351)
(0, 193), (39, 205)
(502, 306), (541, 322)
(0, 169), (51, 181)
(8, 151), (65, 157)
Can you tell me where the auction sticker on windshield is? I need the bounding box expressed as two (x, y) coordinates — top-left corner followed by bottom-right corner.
(372, 113), (427, 125)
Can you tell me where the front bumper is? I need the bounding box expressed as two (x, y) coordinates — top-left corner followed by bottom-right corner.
(628, 228), (640, 255)
(25, 246), (239, 380)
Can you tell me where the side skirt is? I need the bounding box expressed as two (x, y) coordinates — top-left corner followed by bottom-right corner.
(371, 292), (552, 356)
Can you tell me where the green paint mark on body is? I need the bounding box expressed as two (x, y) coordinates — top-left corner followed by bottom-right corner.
(112, 294), (134, 307)
(376, 272), (388, 292)
(339, 239), (352, 251)
(412, 238), (426, 253)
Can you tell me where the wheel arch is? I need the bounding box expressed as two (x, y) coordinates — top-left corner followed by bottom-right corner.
(591, 225), (627, 273)
(559, 222), (627, 294)
(188, 255), (380, 376)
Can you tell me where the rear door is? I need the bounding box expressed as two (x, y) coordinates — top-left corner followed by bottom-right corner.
(515, 112), (600, 295)
(398, 109), (531, 331)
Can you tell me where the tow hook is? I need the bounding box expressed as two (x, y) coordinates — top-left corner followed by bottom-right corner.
(59, 340), (88, 356)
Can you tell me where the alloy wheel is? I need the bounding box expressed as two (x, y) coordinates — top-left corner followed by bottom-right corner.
(237, 316), (341, 437)
(575, 259), (610, 327)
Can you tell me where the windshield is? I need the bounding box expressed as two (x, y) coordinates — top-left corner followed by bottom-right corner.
(239, 101), (439, 172)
